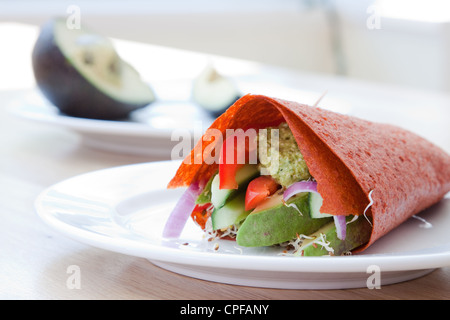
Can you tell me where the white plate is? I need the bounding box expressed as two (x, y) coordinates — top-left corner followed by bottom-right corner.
(9, 90), (214, 157)
(35, 161), (450, 289)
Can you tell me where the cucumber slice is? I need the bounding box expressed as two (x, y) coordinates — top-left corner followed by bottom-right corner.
(210, 164), (258, 209)
(210, 174), (228, 209)
(211, 191), (249, 230)
(308, 192), (333, 219)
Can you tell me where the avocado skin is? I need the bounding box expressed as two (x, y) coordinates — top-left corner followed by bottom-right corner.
(236, 193), (332, 247)
(303, 216), (372, 256)
(31, 19), (150, 120)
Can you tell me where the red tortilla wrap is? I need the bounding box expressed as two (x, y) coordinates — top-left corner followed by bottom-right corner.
(168, 94), (450, 252)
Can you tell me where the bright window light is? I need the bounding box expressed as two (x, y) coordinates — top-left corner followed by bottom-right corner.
(376, 0), (450, 23)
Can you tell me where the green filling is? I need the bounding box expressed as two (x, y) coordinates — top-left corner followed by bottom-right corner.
(258, 122), (311, 187)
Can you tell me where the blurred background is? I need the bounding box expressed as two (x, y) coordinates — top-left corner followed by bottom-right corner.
(2, 0), (450, 93)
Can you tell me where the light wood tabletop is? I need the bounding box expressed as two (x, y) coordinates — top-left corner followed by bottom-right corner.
(1, 23), (449, 300)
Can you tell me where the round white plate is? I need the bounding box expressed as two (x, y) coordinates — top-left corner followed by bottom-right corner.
(34, 161), (450, 289)
(9, 90), (214, 157)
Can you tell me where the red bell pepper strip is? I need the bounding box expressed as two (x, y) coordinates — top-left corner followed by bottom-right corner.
(190, 203), (213, 230)
(245, 176), (279, 211)
(218, 130), (256, 189)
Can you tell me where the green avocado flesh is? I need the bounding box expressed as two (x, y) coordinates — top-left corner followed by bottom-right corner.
(299, 215), (372, 256)
(236, 193), (332, 247)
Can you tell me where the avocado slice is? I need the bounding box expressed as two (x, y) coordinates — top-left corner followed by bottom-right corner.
(299, 215), (372, 256)
(32, 18), (155, 120)
(236, 193), (332, 247)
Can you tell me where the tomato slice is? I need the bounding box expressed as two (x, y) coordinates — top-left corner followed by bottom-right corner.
(190, 203), (213, 230)
(218, 130), (256, 190)
(245, 176), (279, 211)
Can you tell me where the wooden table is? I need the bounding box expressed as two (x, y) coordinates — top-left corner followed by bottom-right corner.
(1, 23), (449, 300)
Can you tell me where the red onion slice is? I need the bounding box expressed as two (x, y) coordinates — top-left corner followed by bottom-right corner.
(284, 181), (347, 240)
(283, 181), (318, 201)
(333, 215), (347, 241)
(162, 182), (202, 239)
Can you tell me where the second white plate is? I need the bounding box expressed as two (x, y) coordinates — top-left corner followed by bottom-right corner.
(9, 90), (214, 157)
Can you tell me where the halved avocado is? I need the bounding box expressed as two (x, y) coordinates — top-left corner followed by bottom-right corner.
(192, 64), (241, 117)
(32, 18), (155, 120)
